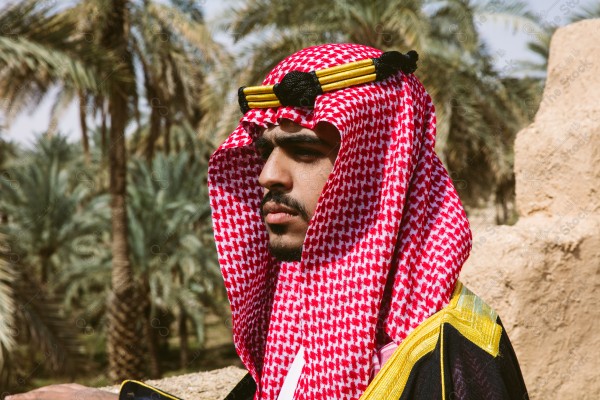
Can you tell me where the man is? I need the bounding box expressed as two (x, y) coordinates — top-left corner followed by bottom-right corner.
(8, 43), (528, 400)
(211, 43), (528, 399)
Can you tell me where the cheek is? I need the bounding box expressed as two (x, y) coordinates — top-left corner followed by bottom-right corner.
(302, 164), (335, 217)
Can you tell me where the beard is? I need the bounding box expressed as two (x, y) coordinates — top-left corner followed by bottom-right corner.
(267, 224), (303, 261)
(269, 242), (303, 262)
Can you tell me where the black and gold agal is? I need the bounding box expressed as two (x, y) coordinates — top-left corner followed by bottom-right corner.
(238, 50), (418, 113)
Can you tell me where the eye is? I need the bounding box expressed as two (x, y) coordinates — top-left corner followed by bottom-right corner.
(291, 147), (323, 161)
(254, 139), (273, 160)
(257, 147), (272, 160)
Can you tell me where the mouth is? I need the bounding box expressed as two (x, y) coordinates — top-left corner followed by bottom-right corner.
(262, 202), (299, 225)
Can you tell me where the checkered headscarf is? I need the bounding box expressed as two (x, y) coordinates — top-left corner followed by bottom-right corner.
(208, 43), (471, 399)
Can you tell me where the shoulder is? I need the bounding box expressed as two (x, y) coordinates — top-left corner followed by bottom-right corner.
(438, 281), (503, 356)
(362, 282), (527, 400)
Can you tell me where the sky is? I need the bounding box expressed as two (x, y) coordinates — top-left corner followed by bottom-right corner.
(3, 0), (598, 146)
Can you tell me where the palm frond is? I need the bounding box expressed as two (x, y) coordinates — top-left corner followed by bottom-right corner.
(472, 0), (540, 35)
(13, 271), (84, 377)
(569, 3), (600, 21)
(0, 233), (17, 378)
(0, 1), (129, 122)
(149, 3), (230, 66)
(0, 36), (97, 117)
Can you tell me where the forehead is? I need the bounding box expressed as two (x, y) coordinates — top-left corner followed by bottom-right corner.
(257, 119), (340, 146)
(261, 120), (312, 138)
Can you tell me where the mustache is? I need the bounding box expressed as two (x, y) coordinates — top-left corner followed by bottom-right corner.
(261, 192), (310, 222)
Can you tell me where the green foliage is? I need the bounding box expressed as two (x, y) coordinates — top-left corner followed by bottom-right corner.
(53, 139), (225, 374)
(569, 3), (600, 21)
(126, 150), (224, 343)
(0, 0), (230, 383)
(0, 0), (128, 122)
(0, 136), (104, 282)
(0, 135), (17, 168)
(0, 130), (224, 383)
(0, 233), (17, 384)
(0, 134), (103, 384)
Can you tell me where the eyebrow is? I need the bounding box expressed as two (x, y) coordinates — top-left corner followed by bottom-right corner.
(255, 134), (329, 149)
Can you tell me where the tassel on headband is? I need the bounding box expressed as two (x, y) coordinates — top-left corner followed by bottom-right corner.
(238, 50), (418, 114)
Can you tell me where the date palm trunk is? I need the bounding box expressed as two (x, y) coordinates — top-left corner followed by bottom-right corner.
(78, 91), (90, 164)
(142, 277), (161, 378)
(179, 304), (189, 369)
(104, 0), (145, 382)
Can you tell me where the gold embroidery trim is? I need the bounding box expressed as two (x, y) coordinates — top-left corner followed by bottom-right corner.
(440, 314), (446, 400)
(119, 379), (182, 400)
(359, 281), (503, 400)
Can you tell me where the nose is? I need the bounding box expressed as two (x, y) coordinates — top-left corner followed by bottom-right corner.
(258, 148), (292, 191)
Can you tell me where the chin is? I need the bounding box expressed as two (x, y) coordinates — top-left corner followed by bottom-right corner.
(267, 227), (305, 261)
(268, 242), (303, 262)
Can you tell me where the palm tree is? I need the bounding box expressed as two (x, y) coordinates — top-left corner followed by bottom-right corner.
(0, 135), (103, 284)
(0, 0), (133, 381)
(0, 232), (16, 385)
(0, 0), (138, 379)
(0, 134), (103, 386)
(63, 0), (229, 161)
(96, 0), (227, 381)
(0, 0), (227, 381)
(59, 144), (226, 377)
(50, 0), (226, 380)
(126, 148), (225, 374)
(226, 0), (543, 221)
(0, 0), (127, 155)
(83, 0), (149, 382)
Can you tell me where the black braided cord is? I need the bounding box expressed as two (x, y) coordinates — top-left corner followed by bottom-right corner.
(273, 70), (323, 108)
(238, 86), (250, 114)
(373, 50), (419, 80)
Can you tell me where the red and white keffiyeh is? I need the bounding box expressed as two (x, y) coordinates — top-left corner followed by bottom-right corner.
(208, 43), (471, 400)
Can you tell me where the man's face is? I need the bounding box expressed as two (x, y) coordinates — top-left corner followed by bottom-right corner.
(256, 119), (340, 261)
